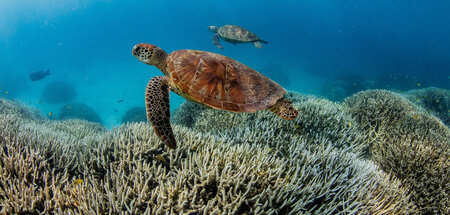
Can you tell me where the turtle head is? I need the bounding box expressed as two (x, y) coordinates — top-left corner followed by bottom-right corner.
(208, 26), (219, 33)
(132, 43), (168, 71)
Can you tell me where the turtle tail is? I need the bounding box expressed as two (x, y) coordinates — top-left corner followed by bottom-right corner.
(269, 98), (298, 120)
(259, 39), (268, 44)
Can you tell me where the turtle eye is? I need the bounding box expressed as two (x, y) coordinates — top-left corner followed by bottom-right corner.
(133, 46), (141, 56)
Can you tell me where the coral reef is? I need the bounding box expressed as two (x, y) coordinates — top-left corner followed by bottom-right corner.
(402, 87), (449, 125)
(40, 80), (77, 104)
(120, 106), (147, 123)
(343, 90), (450, 214)
(171, 100), (207, 127)
(174, 92), (370, 156)
(0, 97), (417, 214)
(58, 102), (102, 124)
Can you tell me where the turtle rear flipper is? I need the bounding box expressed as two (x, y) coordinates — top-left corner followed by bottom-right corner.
(145, 76), (176, 149)
(268, 98), (298, 120)
(212, 34), (223, 49)
(253, 39), (268, 49)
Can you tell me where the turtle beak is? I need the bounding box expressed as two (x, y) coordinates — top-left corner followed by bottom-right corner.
(132, 44), (150, 64)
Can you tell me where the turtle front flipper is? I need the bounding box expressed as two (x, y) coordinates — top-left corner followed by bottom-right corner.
(212, 34), (223, 49)
(268, 98), (298, 120)
(145, 76), (176, 149)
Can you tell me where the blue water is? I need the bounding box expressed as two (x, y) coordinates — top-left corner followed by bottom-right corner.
(1, 0), (449, 127)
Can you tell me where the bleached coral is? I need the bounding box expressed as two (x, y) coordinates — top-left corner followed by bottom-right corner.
(177, 94), (370, 157)
(344, 90), (450, 214)
(0, 97), (416, 214)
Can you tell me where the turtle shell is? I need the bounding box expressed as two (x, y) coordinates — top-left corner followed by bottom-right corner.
(218, 25), (259, 43)
(166, 50), (286, 113)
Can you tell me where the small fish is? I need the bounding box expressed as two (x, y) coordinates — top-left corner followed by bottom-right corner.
(38, 100), (43, 104)
(73, 179), (83, 186)
(29, 69), (51, 81)
(436, 99), (440, 103)
(67, 105), (72, 110)
(117, 99), (124, 103)
(5, 91), (8, 94)
(417, 83), (421, 87)
(48, 112), (53, 116)
(348, 122), (352, 127)
(412, 115), (419, 119)
(154, 155), (167, 164)
(11, 99), (14, 102)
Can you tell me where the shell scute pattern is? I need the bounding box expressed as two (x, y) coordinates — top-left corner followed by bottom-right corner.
(219, 25), (257, 42)
(168, 50), (285, 112)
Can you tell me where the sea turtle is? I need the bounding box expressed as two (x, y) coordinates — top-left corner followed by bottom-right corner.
(132, 43), (298, 149)
(208, 25), (268, 49)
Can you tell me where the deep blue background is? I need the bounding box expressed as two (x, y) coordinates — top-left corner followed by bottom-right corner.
(1, 0), (449, 127)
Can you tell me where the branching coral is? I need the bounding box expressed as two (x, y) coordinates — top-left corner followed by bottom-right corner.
(180, 95), (370, 157)
(171, 100), (207, 127)
(0, 97), (416, 214)
(402, 87), (449, 125)
(343, 89), (450, 214)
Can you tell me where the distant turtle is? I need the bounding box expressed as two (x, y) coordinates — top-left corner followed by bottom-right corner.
(132, 43), (297, 149)
(208, 25), (268, 49)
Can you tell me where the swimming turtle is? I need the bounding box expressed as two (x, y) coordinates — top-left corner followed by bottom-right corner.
(132, 43), (297, 149)
(208, 25), (268, 49)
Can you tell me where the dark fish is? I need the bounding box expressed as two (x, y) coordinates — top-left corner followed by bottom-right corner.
(29, 69), (51, 81)
(117, 99), (124, 103)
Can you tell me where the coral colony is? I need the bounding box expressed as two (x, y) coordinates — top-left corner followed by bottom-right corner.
(0, 88), (449, 214)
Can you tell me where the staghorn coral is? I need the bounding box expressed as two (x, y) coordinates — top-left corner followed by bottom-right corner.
(0, 99), (44, 121)
(402, 87), (449, 125)
(0, 97), (416, 214)
(343, 89), (450, 214)
(181, 94), (370, 157)
(0, 129), (76, 214)
(171, 100), (207, 127)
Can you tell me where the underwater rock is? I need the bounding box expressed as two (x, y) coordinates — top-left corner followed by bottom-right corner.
(402, 87), (449, 125)
(58, 102), (102, 124)
(0, 93), (416, 214)
(120, 106), (147, 123)
(40, 80), (77, 104)
(344, 89), (450, 214)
